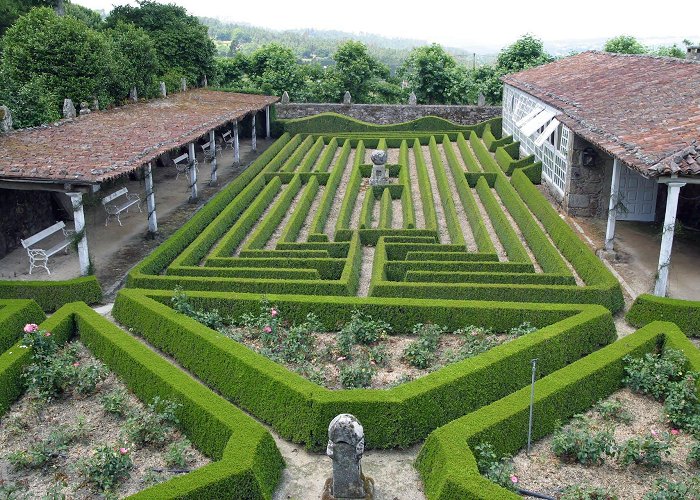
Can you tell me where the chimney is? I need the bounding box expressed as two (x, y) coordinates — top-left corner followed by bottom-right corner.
(686, 46), (700, 61)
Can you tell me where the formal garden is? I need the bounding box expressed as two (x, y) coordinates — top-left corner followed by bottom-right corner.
(1, 114), (699, 499)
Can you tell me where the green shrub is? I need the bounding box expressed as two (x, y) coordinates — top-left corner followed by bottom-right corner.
(618, 432), (671, 467)
(551, 415), (615, 465)
(101, 387), (128, 417)
(78, 444), (133, 492)
(403, 323), (444, 369)
(165, 438), (194, 468)
(687, 441), (700, 466)
(627, 294), (700, 337)
(594, 398), (632, 424)
(6, 426), (74, 469)
(339, 310), (391, 346)
(561, 484), (618, 500)
(473, 442), (518, 491)
(123, 396), (181, 447)
(339, 358), (374, 389)
(644, 477), (700, 499)
(623, 349), (687, 401)
(171, 287), (229, 330)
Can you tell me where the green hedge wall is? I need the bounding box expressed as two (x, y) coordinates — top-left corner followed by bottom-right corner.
(335, 141), (365, 232)
(379, 188), (393, 230)
(277, 112), (499, 135)
(113, 288), (614, 451)
(310, 139), (352, 234)
(0, 299), (46, 370)
(428, 136), (465, 245)
(456, 133), (481, 173)
(398, 140), (417, 229)
(627, 294), (700, 337)
(0, 276), (101, 313)
(413, 138), (439, 232)
(416, 321), (693, 499)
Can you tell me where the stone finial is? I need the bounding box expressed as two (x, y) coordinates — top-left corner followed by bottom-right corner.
(91, 98), (99, 111)
(79, 102), (91, 116)
(181, 77), (187, 92)
(0, 105), (12, 134)
(281, 91), (290, 104)
(477, 93), (486, 106)
(370, 150), (387, 166)
(62, 99), (76, 119)
(160, 81), (167, 97)
(323, 414), (374, 499)
(202, 75), (208, 88)
(129, 86), (138, 102)
(343, 91), (352, 105)
(408, 91), (417, 105)
(369, 150), (389, 186)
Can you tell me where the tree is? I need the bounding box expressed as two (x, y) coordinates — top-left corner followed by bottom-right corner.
(399, 44), (457, 104)
(331, 40), (388, 103)
(604, 35), (647, 54)
(1, 7), (111, 107)
(65, 2), (103, 29)
(106, 1), (215, 85)
(496, 34), (553, 74)
(248, 43), (305, 98)
(652, 44), (685, 58)
(104, 22), (159, 101)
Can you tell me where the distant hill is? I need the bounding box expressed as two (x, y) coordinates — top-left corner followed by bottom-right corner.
(199, 17), (497, 70)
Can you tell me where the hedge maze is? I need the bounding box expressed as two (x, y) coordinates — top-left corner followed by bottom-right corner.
(2, 114), (681, 499)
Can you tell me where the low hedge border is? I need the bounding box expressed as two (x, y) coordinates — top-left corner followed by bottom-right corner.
(309, 140), (352, 234)
(456, 133), (481, 173)
(405, 270), (575, 285)
(413, 138), (439, 232)
(359, 188), (375, 230)
(416, 321), (695, 499)
(0, 301), (284, 499)
(276, 112), (500, 135)
(398, 140), (417, 229)
(279, 135), (314, 173)
(627, 294), (700, 337)
(0, 299), (46, 369)
(242, 176), (302, 251)
(113, 288), (615, 450)
(428, 136), (465, 245)
(379, 188), (393, 230)
(335, 141), (365, 232)
(0, 276), (102, 312)
(279, 176), (320, 243)
(313, 137), (338, 172)
(465, 172), (497, 188)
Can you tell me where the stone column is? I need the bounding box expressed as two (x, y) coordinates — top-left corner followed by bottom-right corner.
(281, 91), (290, 104)
(181, 77), (187, 92)
(160, 82), (167, 97)
(129, 86), (138, 103)
(251, 114), (257, 152)
(323, 414), (374, 499)
(604, 158), (621, 251)
(67, 192), (90, 276)
(145, 162), (157, 233)
(265, 105), (271, 138)
(233, 120), (240, 164)
(0, 105), (13, 133)
(63, 99), (76, 119)
(188, 142), (198, 201)
(209, 129), (217, 185)
(343, 91), (352, 104)
(653, 180), (686, 296)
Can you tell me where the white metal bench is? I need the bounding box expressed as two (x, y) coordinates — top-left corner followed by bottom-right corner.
(200, 140), (221, 162)
(174, 153), (197, 181)
(221, 130), (235, 150)
(20, 221), (75, 275)
(102, 187), (141, 226)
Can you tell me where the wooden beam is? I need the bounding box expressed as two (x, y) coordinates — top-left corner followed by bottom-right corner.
(0, 180), (93, 193)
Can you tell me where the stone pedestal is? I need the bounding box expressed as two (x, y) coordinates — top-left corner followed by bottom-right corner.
(323, 414), (374, 500)
(369, 150), (389, 186)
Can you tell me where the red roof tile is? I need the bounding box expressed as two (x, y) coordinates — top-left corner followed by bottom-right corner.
(0, 89), (278, 185)
(502, 51), (700, 178)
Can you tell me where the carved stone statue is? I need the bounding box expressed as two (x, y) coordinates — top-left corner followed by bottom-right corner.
(322, 414), (374, 499)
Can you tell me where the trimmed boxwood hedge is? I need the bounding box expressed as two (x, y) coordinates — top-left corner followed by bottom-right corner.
(0, 277), (102, 312)
(416, 321), (695, 499)
(113, 288), (615, 451)
(0, 299), (46, 370)
(627, 294), (700, 337)
(0, 302), (284, 499)
(413, 138), (439, 232)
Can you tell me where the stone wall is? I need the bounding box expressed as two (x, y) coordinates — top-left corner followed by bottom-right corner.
(564, 134), (613, 219)
(0, 189), (61, 260)
(275, 103), (501, 126)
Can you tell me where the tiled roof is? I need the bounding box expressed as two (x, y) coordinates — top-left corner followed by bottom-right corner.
(502, 51), (700, 178)
(0, 89), (278, 185)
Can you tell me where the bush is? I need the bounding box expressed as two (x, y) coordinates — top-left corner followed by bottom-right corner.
(594, 398), (632, 424)
(165, 438), (193, 468)
(474, 442), (518, 491)
(561, 484), (618, 500)
(171, 287), (229, 330)
(551, 416), (615, 465)
(101, 388), (128, 417)
(339, 359), (374, 389)
(78, 444), (133, 492)
(339, 310), (391, 346)
(622, 349), (687, 401)
(643, 477), (700, 500)
(403, 323), (444, 369)
(6, 426), (74, 469)
(687, 441), (700, 466)
(123, 396), (181, 447)
(618, 432), (671, 467)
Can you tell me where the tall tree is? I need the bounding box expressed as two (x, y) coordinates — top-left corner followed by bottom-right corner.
(248, 43), (305, 98)
(106, 1), (215, 84)
(331, 40), (388, 103)
(104, 22), (159, 101)
(496, 34), (553, 74)
(604, 35), (647, 54)
(399, 44), (457, 104)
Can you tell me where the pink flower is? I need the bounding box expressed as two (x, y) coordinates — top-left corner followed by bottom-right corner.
(651, 429), (659, 438)
(510, 475), (519, 484)
(23, 323), (39, 333)
(43, 332), (51, 337)
(337, 356), (347, 362)
(671, 429), (680, 436)
(263, 326), (272, 334)
(72, 362), (80, 367)
(270, 308), (278, 318)
(119, 447), (129, 455)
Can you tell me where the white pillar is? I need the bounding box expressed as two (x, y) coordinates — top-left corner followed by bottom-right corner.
(265, 105), (271, 138)
(251, 114), (257, 152)
(209, 129), (217, 185)
(68, 192), (90, 276)
(233, 121), (240, 164)
(604, 158), (621, 251)
(145, 162), (157, 233)
(653, 180), (685, 296)
(188, 142), (198, 201)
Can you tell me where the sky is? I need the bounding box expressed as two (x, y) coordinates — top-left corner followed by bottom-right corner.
(73, 0), (699, 51)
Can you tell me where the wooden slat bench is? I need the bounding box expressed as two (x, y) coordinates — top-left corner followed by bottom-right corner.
(221, 130), (235, 150)
(200, 140), (221, 162)
(20, 221), (75, 275)
(102, 187), (141, 226)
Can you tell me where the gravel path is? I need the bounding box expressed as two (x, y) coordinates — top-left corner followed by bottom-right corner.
(324, 148), (357, 238)
(392, 198), (404, 229)
(357, 246), (375, 297)
(489, 188), (541, 272)
(438, 143), (477, 251)
(419, 145), (450, 244)
(449, 140), (470, 172)
(317, 145), (342, 172)
(231, 183), (287, 256)
(264, 184), (308, 249)
(297, 186), (325, 242)
(406, 143), (426, 229)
